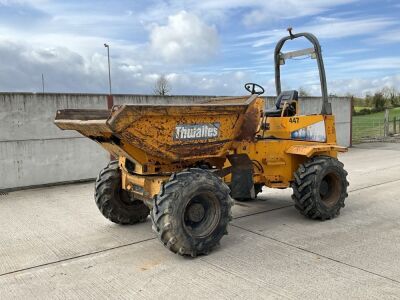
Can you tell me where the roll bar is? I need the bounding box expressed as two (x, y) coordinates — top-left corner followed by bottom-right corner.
(274, 28), (331, 115)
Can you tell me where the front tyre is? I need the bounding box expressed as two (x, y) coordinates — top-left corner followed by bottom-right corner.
(151, 168), (234, 257)
(292, 156), (349, 220)
(95, 160), (150, 225)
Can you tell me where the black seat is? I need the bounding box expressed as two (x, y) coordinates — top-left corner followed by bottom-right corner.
(265, 90), (298, 117)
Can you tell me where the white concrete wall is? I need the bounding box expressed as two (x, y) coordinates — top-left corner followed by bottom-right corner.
(299, 97), (351, 148)
(0, 93), (351, 190)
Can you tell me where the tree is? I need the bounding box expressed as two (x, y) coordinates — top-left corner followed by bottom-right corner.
(298, 87), (309, 97)
(382, 86), (399, 107)
(392, 95), (400, 108)
(154, 75), (171, 96)
(365, 93), (373, 107)
(372, 92), (386, 111)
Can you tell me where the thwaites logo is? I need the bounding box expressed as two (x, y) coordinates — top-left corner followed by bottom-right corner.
(174, 123), (220, 140)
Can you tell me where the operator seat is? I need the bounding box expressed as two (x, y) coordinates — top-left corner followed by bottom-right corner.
(265, 90), (298, 117)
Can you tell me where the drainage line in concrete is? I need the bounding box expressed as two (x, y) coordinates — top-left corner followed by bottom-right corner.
(233, 178), (400, 221)
(0, 237), (156, 278)
(2, 178), (400, 278)
(231, 223), (400, 285)
(233, 204), (294, 220)
(348, 178), (400, 193)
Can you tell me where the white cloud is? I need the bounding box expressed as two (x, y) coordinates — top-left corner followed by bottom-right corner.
(240, 16), (397, 47)
(366, 29), (400, 44)
(176, 0), (355, 26)
(0, 39), (253, 96)
(333, 57), (400, 72)
(307, 17), (397, 39)
(328, 75), (400, 96)
(149, 11), (219, 64)
(120, 0), (359, 29)
(1, 39), (398, 98)
(244, 0), (349, 26)
(0, 0), (398, 98)
(119, 64), (143, 73)
(336, 48), (372, 55)
(0, 0), (47, 5)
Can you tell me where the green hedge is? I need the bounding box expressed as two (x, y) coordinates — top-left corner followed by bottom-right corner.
(353, 107), (385, 116)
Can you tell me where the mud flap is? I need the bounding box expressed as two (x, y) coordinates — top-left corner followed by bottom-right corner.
(227, 154), (255, 199)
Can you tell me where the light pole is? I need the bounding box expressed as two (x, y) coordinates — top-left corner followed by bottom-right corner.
(104, 43), (114, 160)
(104, 43), (112, 95)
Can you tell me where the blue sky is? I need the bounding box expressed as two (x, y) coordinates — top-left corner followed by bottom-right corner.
(0, 0), (399, 96)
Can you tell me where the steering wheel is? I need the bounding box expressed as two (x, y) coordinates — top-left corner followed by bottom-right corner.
(244, 83), (265, 95)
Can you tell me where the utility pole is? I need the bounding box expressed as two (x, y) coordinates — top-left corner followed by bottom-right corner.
(104, 43), (114, 111)
(41, 73), (45, 94)
(104, 43), (112, 95)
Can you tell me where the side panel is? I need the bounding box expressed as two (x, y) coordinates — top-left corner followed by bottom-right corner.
(264, 115), (337, 144)
(235, 139), (343, 188)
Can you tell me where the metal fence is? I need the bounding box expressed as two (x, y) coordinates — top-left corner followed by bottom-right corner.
(352, 115), (400, 144)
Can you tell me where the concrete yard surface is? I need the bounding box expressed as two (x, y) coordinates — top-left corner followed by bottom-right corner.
(1, 142), (400, 299)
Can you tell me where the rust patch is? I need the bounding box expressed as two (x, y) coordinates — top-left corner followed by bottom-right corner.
(167, 139), (231, 158)
(236, 104), (260, 141)
(120, 131), (173, 160)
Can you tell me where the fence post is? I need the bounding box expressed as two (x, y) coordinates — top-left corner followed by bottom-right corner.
(394, 117), (397, 134)
(384, 109), (389, 137)
(350, 96), (353, 147)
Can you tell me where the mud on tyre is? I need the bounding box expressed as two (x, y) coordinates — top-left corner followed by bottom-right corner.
(151, 168), (234, 257)
(95, 160), (150, 225)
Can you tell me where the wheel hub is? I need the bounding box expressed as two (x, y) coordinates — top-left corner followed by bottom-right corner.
(187, 203), (205, 223)
(319, 172), (341, 207)
(183, 193), (221, 238)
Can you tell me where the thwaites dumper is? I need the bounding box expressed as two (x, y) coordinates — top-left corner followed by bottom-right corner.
(55, 30), (349, 257)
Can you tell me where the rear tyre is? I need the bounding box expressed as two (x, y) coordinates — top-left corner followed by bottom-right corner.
(95, 160), (150, 225)
(151, 168), (234, 257)
(233, 183), (263, 202)
(292, 156), (349, 220)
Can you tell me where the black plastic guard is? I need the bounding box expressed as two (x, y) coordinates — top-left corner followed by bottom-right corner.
(227, 154), (255, 199)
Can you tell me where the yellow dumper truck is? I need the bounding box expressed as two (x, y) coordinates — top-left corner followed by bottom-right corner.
(55, 30), (348, 257)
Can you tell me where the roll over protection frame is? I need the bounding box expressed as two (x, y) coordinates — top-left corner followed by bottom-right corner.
(274, 28), (331, 115)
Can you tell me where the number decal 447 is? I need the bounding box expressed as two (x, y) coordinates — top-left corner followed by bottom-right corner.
(289, 117), (300, 124)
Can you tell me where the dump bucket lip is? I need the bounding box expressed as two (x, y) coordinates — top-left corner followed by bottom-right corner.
(108, 94), (258, 109)
(198, 94), (258, 105)
(54, 109), (111, 121)
(54, 109), (112, 132)
(54, 94), (258, 124)
(106, 95), (259, 134)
